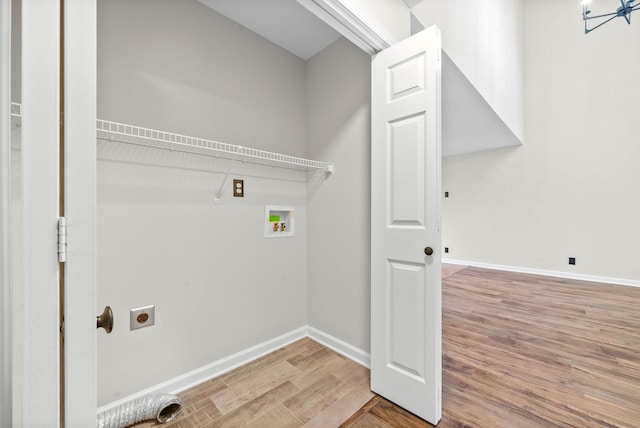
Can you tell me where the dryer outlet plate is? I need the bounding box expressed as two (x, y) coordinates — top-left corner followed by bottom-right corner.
(130, 305), (155, 330)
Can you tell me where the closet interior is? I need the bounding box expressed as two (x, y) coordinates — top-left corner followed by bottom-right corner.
(9, 0), (372, 412)
(93, 0), (370, 408)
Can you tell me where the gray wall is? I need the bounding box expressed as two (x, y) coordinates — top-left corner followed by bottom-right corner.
(98, 0), (307, 157)
(306, 38), (372, 352)
(442, 0), (640, 281)
(97, 0), (309, 405)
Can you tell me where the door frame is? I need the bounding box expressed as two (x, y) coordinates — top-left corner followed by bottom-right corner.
(21, 1), (63, 425)
(1, 0), (13, 425)
(63, 0), (98, 425)
(16, 1), (97, 426)
(296, 0), (397, 55)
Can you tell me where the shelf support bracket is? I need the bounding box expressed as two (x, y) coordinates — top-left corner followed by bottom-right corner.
(214, 149), (242, 204)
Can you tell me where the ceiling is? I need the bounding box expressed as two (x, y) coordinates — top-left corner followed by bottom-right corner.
(198, 0), (342, 60)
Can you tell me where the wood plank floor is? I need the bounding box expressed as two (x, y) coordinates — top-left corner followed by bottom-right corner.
(134, 265), (640, 427)
(437, 266), (640, 428)
(133, 337), (374, 428)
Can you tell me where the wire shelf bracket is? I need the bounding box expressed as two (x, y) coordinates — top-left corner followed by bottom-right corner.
(214, 154), (238, 204)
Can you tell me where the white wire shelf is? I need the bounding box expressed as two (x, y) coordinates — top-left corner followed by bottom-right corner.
(96, 119), (334, 174)
(9, 103), (334, 174)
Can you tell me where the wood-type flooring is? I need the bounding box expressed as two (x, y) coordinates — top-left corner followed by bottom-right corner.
(134, 265), (640, 427)
(134, 337), (374, 428)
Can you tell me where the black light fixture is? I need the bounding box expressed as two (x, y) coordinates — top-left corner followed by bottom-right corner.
(582, 0), (640, 33)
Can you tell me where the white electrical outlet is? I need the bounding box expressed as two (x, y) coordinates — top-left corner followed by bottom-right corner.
(130, 305), (155, 330)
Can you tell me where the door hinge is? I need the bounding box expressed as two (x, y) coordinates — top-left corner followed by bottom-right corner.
(58, 217), (67, 263)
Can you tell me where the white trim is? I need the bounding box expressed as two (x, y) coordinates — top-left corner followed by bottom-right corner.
(22, 2), (61, 426)
(97, 327), (307, 413)
(63, 0), (97, 425)
(307, 326), (371, 368)
(296, 0), (397, 55)
(1, 0), (13, 425)
(443, 258), (640, 289)
(97, 326), (371, 412)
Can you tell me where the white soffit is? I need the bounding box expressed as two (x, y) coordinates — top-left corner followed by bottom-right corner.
(442, 51), (522, 156)
(198, 0), (341, 59)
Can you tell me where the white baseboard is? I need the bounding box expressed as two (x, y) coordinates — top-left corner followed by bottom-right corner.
(98, 325), (370, 412)
(443, 258), (640, 289)
(307, 326), (371, 368)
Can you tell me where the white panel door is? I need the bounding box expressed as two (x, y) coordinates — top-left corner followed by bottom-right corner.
(371, 26), (442, 424)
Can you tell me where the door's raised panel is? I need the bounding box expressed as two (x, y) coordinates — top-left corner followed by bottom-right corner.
(387, 260), (426, 381)
(388, 52), (426, 102)
(388, 113), (426, 228)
